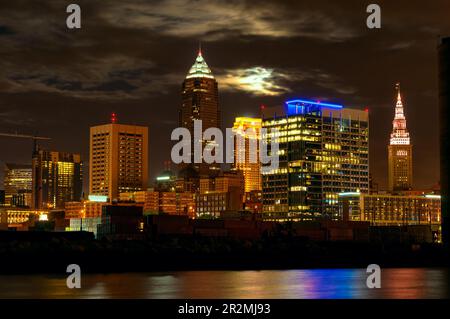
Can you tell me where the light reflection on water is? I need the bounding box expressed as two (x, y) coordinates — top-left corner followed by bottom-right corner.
(0, 268), (448, 299)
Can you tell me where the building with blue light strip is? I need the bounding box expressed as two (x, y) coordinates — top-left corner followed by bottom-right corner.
(261, 99), (369, 221)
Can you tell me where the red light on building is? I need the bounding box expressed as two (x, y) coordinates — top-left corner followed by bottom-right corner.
(111, 113), (117, 124)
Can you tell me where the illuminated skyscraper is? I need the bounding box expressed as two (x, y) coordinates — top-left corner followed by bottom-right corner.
(4, 163), (32, 207)
(262, 99), (369, 220)
(179, 48), (220, 176)
(89, 121), (148, 202)
(388, 84), (413, 191)
(232, 117), (262, 193)
(32, 150), (83, 209)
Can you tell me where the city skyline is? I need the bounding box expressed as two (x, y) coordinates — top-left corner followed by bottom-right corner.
(1, 0), (449, 191)
(1, 1), (450, 303)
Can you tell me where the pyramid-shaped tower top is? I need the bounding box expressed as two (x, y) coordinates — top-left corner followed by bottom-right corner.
(394, 83), (405, 120)
(186, 49), (214, 80)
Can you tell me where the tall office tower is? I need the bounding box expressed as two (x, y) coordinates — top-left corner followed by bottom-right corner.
(261, 99), (369, 221)
(32, 150), (83, 209)
(90, 121), (148, 202)
(439, 37), (450, 245)
(388, 84), (413, 192)
(232, 117), (262, 193)
(3, 163), (32, 207)
(179, 49), (220, 176)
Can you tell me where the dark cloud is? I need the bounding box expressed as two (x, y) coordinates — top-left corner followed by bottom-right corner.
(0, 25), (14, 35)
(0, 0), (449, 191)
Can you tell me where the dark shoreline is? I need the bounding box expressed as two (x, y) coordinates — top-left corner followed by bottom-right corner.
(1, 232), (449, 275)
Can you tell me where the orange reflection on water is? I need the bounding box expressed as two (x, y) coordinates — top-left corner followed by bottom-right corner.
(0, 268), (448, 299)
(380, 268), (448, 299)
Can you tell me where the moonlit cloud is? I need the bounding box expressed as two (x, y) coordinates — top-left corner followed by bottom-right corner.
(386, 41), (415, 51)
(218, 67), (292, 96)
(101, 0), (358, 42)
(218, 67), (356, 97)
(0, 55), (183, 99)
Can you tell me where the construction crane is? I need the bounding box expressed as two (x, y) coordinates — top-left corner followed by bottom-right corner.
(0, 132), (51, 156)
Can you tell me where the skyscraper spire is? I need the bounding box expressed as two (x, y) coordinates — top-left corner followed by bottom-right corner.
(396, 82), (401, 102)
(186, 47), (214, 79)
(394, 83), (405, 120)
(390, 82), (409, 145)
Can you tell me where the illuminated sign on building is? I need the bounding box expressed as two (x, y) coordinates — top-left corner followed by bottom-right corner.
(88, 195), (108, 203)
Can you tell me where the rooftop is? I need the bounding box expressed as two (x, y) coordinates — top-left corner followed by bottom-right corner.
(186, 51), (214, 80)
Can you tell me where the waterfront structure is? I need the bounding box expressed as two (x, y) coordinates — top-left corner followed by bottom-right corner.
(67, 217), (102, 237)
(179, 49), (220, 176)
(232, 117), (262, 193)
(3, 163), (32, 207)
(64, 199), (106, 219)
(338, 192), (441, 241)
(89, 121), (148, 202)
(200, 170), (244, 196)
(176, 165), (200, 193)
(97, 204), (144, 240)
(32, 150), (82, 209)
(195, 186), (243, 218)
(64, 200), (105, 237)
(261, 99), (369, 220)
(119, 190), (195, 217)
(244, 190), (263, 214)
(0, 208), (6, 230)
(154, 170), (177, 192)
(439, 36), (450, 245)
(196, 171), (244, 218)
(0, 207), (48, 229)
(64, 201), (84, 219)
(84, 201), (106, 218)
(388, 84), (413, 191)
(158, 192), (177, 214)
(176, 192), (196, 217)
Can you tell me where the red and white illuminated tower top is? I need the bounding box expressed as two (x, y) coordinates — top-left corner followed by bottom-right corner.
(390, 83), (411, 145)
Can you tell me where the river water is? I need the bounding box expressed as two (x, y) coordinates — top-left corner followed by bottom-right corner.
(0, 268), (448, 299)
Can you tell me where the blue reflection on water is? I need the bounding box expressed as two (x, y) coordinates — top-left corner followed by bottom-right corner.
(0, 268), (448, 299)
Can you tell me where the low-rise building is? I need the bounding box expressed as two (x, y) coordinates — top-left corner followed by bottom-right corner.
(338, 192), (441, 241)
(119, 190), (195, 216)
(67, 217), (102, 238)
(196, 186), (243, 218)
(64, 201), (84, 219)
(97, 204), (144, 240)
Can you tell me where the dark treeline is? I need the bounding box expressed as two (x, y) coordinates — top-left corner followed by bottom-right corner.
(0, 229), (449, 274)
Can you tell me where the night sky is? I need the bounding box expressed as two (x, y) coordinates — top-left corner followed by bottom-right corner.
(0, 0), (448, 192)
